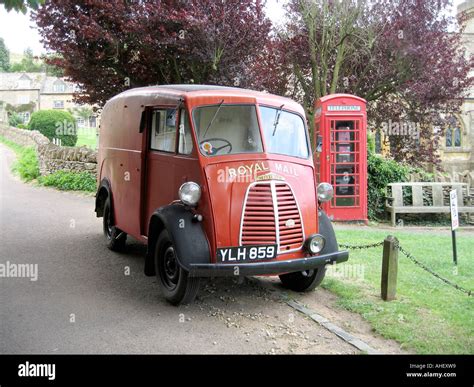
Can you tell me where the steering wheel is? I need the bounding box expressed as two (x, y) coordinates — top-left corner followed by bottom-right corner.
(200, 138), (233, 155)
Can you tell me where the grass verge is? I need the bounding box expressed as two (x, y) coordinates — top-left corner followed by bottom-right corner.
(327, 227), (474, 354)
(38, 171), (96, 192)
(1, 135), (96, 192)
(0, 136), (40, 181)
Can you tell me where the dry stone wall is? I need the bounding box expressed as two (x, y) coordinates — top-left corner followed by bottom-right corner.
(0, 124), (97, 175)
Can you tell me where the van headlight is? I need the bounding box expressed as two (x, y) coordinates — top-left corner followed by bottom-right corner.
(317, 182), (333, 203)
(304, 234), (325, 254)
(178, 182), (201, 207)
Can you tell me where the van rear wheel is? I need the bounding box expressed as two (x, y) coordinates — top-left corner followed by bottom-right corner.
(154, 230), (200, 305)
(103, 197), (127, 251)
(279, 267), (326, 292)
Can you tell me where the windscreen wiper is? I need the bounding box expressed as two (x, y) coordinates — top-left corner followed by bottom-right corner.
(272, 104), (285, 136)
(203, 99), (225, 138)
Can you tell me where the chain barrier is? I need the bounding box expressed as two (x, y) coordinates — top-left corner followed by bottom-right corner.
(338, 241), (384, 250)
(339, 240), (472, 297)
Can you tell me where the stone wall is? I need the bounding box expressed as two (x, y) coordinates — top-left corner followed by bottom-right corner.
(0, 124), (97, 175)
(0, 124), (49, 148)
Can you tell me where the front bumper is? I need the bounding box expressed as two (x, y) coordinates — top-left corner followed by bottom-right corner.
(187, 250), (348, 277)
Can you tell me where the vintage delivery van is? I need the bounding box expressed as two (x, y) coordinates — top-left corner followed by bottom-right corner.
(95, 85), (348, 305)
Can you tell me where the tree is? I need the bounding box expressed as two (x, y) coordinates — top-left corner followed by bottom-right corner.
(33, 0), (271, 106)
(0, 0), (43, 13)
(69, 106), (93, 126)
(250, 0), (474, 167)
(41, 53), (64, 77)
(0, 37), (10, 71)
(9, 47), (43, 72)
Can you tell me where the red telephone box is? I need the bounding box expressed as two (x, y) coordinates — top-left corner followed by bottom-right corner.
(314, 94), (367, 222)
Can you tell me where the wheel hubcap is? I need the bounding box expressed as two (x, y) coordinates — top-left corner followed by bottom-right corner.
(161, 245), (179, 290)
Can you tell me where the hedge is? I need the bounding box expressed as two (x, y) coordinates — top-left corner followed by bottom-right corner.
(28, 110), (77, 146)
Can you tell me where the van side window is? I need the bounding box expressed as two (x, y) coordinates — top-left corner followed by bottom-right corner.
(150, 109), (176, 152)
(178, 109), (193, 155)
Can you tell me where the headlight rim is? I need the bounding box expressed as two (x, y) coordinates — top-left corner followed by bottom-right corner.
(317, 182), (334, 203)
(178, 181), (202, 207)
(304, 233), (326, 254)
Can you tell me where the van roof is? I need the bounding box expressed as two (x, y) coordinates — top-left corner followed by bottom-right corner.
(116, 84), (304, 113)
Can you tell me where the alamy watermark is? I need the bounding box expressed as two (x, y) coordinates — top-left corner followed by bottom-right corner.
(381, 119), (420, 140)
(326, 262), (365, 281)
(0, 261), (38, 281)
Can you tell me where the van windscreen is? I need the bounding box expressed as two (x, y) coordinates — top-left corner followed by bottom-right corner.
(193, 104), (263, 157)
(259, 106), (309, 159)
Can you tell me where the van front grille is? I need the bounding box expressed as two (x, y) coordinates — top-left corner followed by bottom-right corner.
(240, 182), (304, 253)
(240, 183), (277, 245)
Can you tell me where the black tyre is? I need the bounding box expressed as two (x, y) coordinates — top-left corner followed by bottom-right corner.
(103, 197), (127, 251)
(279, 267), (326, 292)
(154, 230), (200, 305)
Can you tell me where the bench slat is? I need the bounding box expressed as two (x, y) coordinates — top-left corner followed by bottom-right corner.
(412, 185), (423, 207)
(432, 185), (444, 207)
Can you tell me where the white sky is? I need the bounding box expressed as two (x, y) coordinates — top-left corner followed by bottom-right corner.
(0, 0), (465, 57)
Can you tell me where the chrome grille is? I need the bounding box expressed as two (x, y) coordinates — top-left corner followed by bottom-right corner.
(240, 182), (304, 253)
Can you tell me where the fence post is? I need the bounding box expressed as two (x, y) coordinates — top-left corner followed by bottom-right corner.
(381, 235), (398, 301)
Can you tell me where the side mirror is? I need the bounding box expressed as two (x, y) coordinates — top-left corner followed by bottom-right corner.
(315, 135), (323, 153)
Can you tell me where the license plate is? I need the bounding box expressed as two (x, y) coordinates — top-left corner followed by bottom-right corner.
(217, 245), (278, 263)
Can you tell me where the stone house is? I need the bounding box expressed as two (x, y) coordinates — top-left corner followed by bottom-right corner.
(0, 72), (95, 127)
(442, 0), (474, 180)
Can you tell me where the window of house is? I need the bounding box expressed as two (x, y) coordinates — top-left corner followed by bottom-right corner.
(18, 112), (30, 123)
(446, 126), (461, 148)
(178, 109), (193, 155)
(76, 117), (85, 127)
(150, 109), (177, 152)
(53, 100), (65, 109)
(53, 82), (66, 92)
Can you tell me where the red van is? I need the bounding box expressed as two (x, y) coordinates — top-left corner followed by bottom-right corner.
(95, 85), (348, 305)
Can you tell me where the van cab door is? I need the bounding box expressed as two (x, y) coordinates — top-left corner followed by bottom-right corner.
(141, 107), (198, 236)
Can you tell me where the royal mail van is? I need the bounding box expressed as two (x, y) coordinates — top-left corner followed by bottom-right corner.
(95, 85), (348, 305)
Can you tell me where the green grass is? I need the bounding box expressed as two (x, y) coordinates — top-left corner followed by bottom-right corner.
(38, 170), (96, 192)
(0, 135), (25, 154)
(327, 227), (474, 354)
(1, 135), (96, 192)
(75, 126), (97, 149)
(0, 136), (40, 181)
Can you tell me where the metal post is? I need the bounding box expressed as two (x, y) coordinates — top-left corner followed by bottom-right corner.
(452, 229), (458, 266)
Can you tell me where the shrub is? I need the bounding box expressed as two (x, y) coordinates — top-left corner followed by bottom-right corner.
(8, 112), (22, 127)
(16, 123), (27, 129)
(367, 151), (410, 220)
(28, 110), (77, 146)
(38, 171), (96, 192)
(11, 147), (40, 181)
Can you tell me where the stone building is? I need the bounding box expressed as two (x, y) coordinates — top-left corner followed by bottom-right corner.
(0, 72), (95, 127)
(439, 0), (474, 180)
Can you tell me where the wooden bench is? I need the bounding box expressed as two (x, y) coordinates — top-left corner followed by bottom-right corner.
(385, 182), (474, 226)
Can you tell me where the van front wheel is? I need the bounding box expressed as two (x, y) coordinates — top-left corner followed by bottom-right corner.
(154, 230), (200, 305)
(279, 267), (326, 292)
